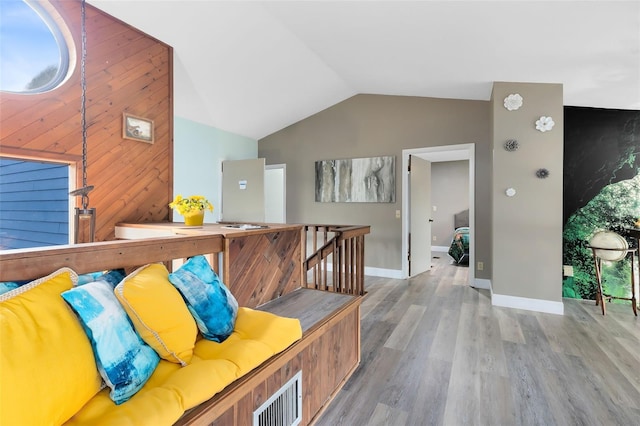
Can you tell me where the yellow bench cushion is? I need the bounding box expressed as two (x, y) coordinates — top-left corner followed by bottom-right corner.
(194, 307), (303, 376)
(0, 268), (102, 426)
(65, 356), (238, 425)
(66, 307), (302, 425)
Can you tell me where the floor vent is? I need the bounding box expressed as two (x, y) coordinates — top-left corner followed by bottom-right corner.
(253, 371), (302, 426)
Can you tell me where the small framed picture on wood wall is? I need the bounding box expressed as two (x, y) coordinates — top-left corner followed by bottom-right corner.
(123, 113), (154, 144)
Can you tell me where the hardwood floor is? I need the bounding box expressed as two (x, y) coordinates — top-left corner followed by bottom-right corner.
(315, 256), (640, 426)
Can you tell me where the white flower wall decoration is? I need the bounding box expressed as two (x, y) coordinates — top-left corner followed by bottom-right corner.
(535, 116), (555, 132)
(503, 94), (523, 111)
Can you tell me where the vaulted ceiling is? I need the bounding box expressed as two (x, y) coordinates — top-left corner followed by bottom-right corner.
(89, 0), (640, 140)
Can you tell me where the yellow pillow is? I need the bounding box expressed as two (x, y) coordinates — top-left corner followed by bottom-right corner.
(0, 268), (102, 426)
(115, 263), (197, 365)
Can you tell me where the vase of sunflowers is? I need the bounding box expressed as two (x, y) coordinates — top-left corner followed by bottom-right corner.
(169, 195), (213, 226)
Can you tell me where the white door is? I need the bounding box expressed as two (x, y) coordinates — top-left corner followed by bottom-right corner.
(265, 165), (286, 223)
(409, 155), (432, 276)
(221, 158), (265, 223)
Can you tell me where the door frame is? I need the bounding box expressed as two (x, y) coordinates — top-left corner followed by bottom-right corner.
(265, 163), (286, 223)
(402, 143), (475, 286)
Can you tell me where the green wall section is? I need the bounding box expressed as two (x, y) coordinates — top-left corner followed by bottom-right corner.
(173, 117), (257, 222)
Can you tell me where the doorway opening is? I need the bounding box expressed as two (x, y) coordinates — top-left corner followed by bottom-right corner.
(265, 164), (286, 223)
(401, 143), (475, 286)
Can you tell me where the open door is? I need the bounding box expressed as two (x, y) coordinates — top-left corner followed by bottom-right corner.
(409, 155), (432, 276)
(221, 158), (265, 222)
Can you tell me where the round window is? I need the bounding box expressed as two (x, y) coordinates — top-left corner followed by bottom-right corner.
(0, 0), (70, 93)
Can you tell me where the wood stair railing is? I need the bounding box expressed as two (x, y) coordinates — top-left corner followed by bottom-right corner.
(303, 225), (370, 295)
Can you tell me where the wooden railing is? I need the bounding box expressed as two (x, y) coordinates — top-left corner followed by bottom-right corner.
(303, 225), (370, 295)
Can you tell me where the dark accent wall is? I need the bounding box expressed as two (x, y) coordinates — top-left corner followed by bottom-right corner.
(0, 0), (173, 242)
(563, 106), (640, 300)
(564, 107), (640, 223)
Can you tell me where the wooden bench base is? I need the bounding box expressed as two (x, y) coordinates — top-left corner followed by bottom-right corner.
(0, 234), (364, 426)
(176, 288), (362, 425)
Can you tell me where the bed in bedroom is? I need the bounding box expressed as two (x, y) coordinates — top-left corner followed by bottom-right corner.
(448, 209), (470, 264)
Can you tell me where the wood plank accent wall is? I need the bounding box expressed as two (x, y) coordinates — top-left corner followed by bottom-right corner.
(224, 229), (303, 308)
(0, 0), (173, 242)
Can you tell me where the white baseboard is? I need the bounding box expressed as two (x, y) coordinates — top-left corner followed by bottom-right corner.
(432, 246), (449, 253)
(491, 292), (564, 315)
(364, 266), (403, 279)
(472, 278), (491, 290)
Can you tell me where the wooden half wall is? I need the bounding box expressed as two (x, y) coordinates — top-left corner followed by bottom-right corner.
(0, 0), (173, 242)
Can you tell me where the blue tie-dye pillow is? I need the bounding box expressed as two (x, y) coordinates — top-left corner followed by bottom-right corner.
(76, 269), (126, 287)
(61, 280), (160, 404)
(76, 271), (105, 286)
(0, 281), (26, 295)
(168, 255), (238, 342)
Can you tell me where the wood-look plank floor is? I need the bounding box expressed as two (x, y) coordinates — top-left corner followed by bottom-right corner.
(315, 256), (640, 426)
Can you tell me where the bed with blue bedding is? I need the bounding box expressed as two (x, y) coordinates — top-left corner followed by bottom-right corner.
(448, 209), (470, 264)
(448, 226), (470, 264)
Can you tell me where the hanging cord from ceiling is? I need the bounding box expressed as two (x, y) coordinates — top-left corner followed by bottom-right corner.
(69, 0), (93, 205)
(70, 0), (96, 243)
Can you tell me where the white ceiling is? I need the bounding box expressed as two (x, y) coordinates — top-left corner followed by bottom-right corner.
(88, 0), (640, 140)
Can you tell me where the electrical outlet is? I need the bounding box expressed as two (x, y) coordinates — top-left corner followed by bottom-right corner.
(395, 210), (401, 219)
(432, 236), (437, 241)
(477, 261), (484, 271)
(563, 265), (574, 277)
(433, 205), (437, 212)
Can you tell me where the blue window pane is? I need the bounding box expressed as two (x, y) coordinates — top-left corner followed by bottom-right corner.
(0, 0), (69, 93)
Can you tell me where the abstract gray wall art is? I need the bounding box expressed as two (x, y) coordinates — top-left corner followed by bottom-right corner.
(315, 156), (395, 202)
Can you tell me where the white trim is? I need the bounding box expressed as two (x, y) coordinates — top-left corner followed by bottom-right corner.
(313, 262), (403, 279)
(402, 143), (475, 284)
(473, 278), (491, 290)
(432, 245), (449, 252)
(491, 293), (565, 315)
(68, 164), (77, 244)
(364, 266), (403, 279)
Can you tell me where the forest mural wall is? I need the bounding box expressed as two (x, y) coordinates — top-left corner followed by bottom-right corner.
(563, 107), (640, 301)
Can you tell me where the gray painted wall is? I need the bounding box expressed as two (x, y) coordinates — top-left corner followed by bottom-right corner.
(259, 94), (491, 278)
(432, 161), (469, 246)
(491, 82), (563, 302)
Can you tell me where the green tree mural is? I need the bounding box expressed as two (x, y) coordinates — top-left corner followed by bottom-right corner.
(563, 174), (640, 300)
